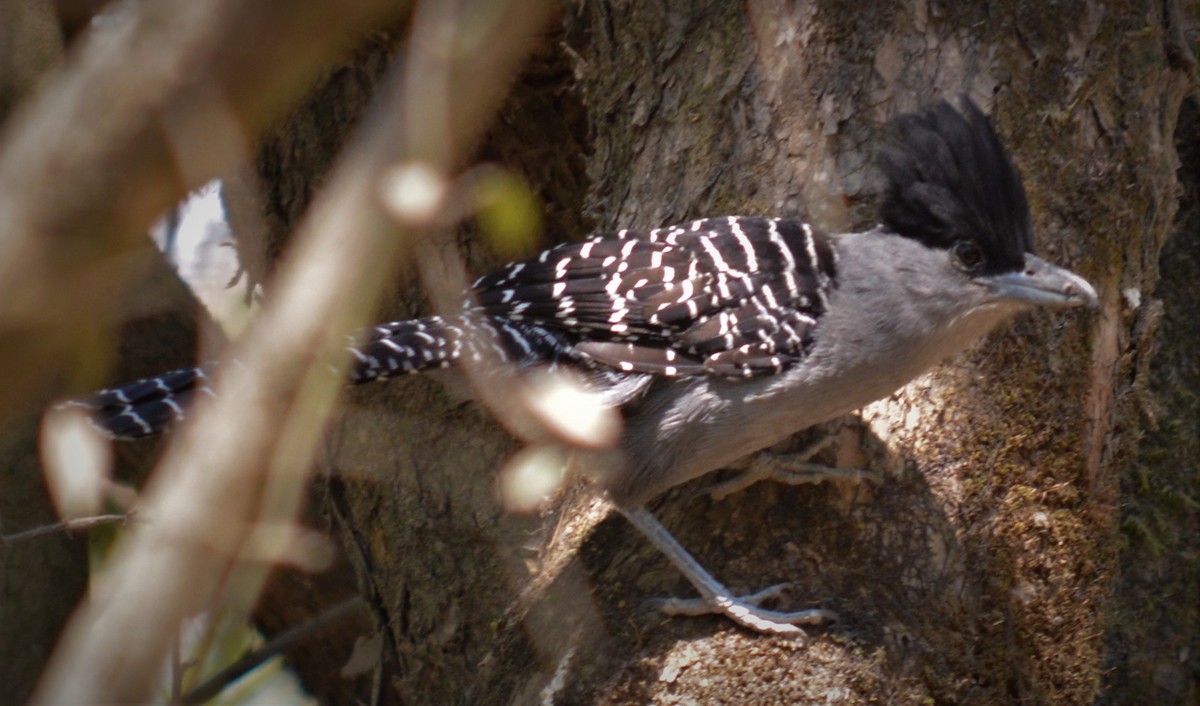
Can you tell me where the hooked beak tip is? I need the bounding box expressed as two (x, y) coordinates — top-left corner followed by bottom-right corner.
(984, 255), (1099, 310)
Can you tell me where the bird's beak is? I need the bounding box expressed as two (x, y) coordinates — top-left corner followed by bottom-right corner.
(982, 254), (1099, 310)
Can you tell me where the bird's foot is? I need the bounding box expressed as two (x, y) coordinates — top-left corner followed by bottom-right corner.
(620, 506), (836, 637)
(647, 583), (836, 635)
(709, 441), (879, 500)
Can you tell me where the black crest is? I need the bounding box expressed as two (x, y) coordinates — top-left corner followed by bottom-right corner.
(878, 97), (1033, 274)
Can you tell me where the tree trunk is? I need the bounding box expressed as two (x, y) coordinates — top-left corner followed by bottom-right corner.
(231, 1), (1198, 703)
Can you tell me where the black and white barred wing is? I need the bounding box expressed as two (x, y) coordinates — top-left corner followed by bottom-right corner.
(471, 216), (838, 378)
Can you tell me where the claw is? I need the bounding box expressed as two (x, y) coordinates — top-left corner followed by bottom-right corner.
(649, 583), (836, 626)
(621, 506), (837, 636)
(709, 441), (879, 500)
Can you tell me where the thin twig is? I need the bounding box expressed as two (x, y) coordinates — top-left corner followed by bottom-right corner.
(0, 513), (133, 548)
(180, 596), (365, 705)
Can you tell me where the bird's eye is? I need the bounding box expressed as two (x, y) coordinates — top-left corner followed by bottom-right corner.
(952, 240), (985, 272)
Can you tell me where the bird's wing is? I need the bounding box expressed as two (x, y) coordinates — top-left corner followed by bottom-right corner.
(471, 216), (837, 378)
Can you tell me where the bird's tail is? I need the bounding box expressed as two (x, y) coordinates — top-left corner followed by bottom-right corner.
(61, 365), (218, 440)
(62, 314), (543, 440)
(348, 315), (471, 383)
(349, 312), (577, 383)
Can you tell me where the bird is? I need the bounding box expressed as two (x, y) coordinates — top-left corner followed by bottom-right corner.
(62, 97), (1098, 635)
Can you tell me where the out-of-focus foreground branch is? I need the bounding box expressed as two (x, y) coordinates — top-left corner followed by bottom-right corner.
(32, 0), (555, 702)
(0, 0), (408, 420)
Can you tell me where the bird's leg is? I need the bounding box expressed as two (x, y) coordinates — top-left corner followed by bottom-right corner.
(706, 427), (878, 501)
(619, 505), (836, 636)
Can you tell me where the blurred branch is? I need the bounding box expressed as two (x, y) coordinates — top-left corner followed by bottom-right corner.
(0, 0), (409, 422)
(180, 596), (365, 705)
(32, 0), (555, 702)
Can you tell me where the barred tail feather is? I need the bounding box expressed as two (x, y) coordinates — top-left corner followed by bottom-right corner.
(347, 313), (578, 384)
(348, 316), (463, 383)
(64, 365), (216, 440)
(65, 312), (582, 440)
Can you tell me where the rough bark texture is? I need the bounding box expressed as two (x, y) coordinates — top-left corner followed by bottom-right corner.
(1100, 92), (1200, 706)
(231, 1), (1196, 703)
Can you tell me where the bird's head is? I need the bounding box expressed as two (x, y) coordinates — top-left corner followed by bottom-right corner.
(877, 97), (1098, 312)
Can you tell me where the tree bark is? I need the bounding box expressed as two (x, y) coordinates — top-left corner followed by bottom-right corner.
(1101, 89), (1200, 705)
(169, 1), (1199, 703)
